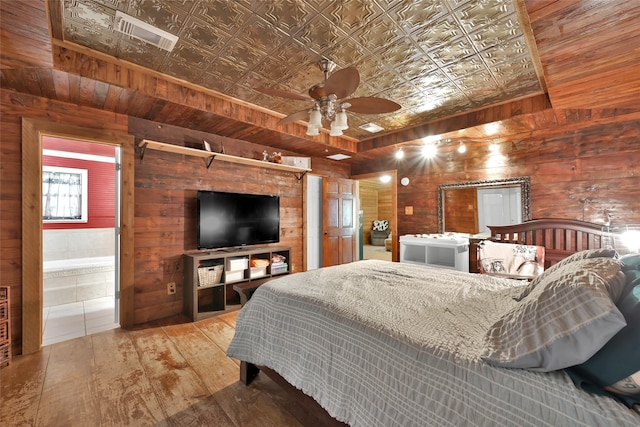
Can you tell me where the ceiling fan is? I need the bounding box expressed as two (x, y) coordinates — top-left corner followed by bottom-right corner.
(256, 58), (401, 136)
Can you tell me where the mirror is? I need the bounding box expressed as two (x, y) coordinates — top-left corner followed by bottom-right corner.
(438, 177), (531, 234)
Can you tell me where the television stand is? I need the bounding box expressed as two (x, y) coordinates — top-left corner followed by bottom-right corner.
(183, 246), (291, 321)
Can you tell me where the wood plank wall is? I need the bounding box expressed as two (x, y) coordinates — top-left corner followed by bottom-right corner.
(385, 110), (640, 238)
(128, 117), (348, 324)
(0, 89), (349, 354)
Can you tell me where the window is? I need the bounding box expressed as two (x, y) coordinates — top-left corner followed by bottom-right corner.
(42, 166), (88, 222)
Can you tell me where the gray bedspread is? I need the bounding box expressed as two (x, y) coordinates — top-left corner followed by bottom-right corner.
(227, 260), (640, 427)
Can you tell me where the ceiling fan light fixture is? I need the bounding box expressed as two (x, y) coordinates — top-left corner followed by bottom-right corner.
(329, 121), (344, 136)
(334, 110), (349, 130)
(309, 107), (322, 127)
(306, 124), (320, 136)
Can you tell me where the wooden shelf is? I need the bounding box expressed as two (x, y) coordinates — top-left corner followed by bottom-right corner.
(183, 247), (291, 320)
(138, 139), (311, 179)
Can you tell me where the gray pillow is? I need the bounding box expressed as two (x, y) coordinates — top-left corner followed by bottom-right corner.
(483, 257), (626, 372)
(515, 248), (618, 301)
(620, 253), (640, 272)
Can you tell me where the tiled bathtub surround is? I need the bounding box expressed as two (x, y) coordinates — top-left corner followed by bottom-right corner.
(43, 256), (115, 307)
(43, 227), (116, 306)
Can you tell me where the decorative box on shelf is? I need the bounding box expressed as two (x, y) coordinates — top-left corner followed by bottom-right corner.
(225, 270), (245, 283)
(226, 257), (248, 271)
(281, 156), (311, 169)
(271, 262), (288, 275)
(250, 266), (267, 278)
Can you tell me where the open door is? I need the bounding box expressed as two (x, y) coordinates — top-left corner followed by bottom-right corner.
(322, 177), (357, 266)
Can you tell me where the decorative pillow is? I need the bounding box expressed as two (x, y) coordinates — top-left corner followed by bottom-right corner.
(565, 280), (640, 407)
(483, 257), (627, 372)
(372, 219), (389, 231)
(515, 247), (618, 301)
(620, 253), (640, 272)
(478, 241), (545, 279)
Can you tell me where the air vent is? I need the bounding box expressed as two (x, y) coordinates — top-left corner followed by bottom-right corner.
(359, 122), (385, 133)
(115, 11), (178, 52)
(326, 153), (351, 161)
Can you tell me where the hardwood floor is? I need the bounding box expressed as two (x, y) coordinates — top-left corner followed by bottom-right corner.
(0, 311), (304, 426)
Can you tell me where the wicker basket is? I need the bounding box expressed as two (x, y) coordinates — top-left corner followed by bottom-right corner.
(198, 265), (223, 287)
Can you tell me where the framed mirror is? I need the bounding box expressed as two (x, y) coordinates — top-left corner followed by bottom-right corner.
(438, 177), (531, 234)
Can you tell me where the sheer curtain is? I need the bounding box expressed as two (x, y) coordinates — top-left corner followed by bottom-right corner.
(43, 170), (83, 220)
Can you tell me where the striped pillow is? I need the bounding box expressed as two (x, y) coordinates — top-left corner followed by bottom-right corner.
(483, 257), (626, 372)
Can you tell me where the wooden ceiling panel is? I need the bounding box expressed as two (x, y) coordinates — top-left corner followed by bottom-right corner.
(0, 0), (52, 69)
(527, 0), (640, 109)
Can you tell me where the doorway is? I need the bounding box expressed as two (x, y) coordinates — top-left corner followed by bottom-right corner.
(41, 137), (120, 345)
(21, 118), (134, 355)
(353, 171), (398, 262)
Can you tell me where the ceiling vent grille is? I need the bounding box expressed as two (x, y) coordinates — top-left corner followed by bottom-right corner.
(115, 11), (178, 52)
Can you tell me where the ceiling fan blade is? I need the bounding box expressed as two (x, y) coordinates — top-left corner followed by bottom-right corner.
(255, 87), (311, 102)
(345, 97), (401, 114)
(324, 67), (360, 99)
(277, 110), (309, 126)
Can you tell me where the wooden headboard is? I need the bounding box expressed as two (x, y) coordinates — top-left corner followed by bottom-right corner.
(488, 219), (609, 268)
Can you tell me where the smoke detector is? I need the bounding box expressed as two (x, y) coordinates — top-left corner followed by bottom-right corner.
(115, 11), (178, 52)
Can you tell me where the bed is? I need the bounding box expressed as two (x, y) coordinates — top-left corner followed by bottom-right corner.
(227, 219), (640, 426)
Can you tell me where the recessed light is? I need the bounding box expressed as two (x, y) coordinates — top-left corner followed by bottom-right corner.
(359, 123), (384, 133)
(326, 153), (351, 161)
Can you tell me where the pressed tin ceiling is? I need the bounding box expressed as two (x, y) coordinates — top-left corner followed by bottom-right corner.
(60, 0), (544, 140)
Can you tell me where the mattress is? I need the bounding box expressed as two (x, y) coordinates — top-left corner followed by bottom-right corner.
(227, 260), (639, 427)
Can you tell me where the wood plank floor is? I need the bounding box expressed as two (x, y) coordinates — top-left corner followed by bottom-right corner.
(0, 311), (305, 426)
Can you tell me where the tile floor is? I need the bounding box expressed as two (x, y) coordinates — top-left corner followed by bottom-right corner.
(42, 296), (119, 346)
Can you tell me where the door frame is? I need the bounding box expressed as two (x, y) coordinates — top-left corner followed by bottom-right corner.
(352, 170), (398, 262)
(21, 118), (135, 354)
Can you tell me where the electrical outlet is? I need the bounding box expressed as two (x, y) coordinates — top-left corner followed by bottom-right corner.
(167, 282), (176, 295)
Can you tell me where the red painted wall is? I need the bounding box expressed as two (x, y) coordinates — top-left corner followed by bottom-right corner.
(42, 137), (116, 229)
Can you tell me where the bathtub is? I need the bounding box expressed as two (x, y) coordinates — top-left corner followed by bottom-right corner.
(43, 256), (116, 307)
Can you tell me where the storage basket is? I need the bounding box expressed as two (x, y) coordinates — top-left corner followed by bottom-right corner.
(198, 265), (223, 287)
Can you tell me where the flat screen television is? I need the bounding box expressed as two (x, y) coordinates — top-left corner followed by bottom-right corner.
(197, 190), (280, 250)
